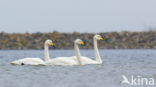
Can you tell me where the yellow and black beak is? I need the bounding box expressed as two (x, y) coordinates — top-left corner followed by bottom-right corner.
(99, 36), (103, 40)
(51, 42), (54, 46)
(80, 41), (84, 46)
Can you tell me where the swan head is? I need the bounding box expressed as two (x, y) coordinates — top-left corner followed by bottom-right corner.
(45, 39), (54, 46)
(94, 34), (103, 40)
(75, 39), (84, 46)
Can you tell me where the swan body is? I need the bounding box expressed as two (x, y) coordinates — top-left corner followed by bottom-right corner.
(11, 40), (54, 65)
(44, 39), (84, 66)
(11, 58), (44, 65)
(72, 56), (98, 64)
(45, 56), (97, 66)
(44, 57), (77, 66)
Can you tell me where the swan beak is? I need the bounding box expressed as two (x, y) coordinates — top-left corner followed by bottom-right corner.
(99, 37), (103, 40)
(51, 42), (54, 46)
(80, 41), (84, 46)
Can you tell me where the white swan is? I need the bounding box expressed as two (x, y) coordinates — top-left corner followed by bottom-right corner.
(10, 39), (54, 65)
(44, 39), (84, 66)
(72, 34), (103, 64)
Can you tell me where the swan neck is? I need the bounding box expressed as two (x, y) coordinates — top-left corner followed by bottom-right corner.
(44, 44), (50, 61)
(94, 38), (102, 64)
(74, 43), (82, 65)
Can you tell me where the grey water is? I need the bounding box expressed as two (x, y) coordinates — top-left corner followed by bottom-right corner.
(0, 49), (156, 87)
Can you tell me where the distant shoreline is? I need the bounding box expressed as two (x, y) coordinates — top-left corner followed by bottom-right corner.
(0, 31), (155, 49)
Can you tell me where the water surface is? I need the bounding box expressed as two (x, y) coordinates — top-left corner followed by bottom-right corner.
(0, 49), (156, 87)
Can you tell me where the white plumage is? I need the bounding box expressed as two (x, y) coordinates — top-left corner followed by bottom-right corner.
(11, 39), (54, 65)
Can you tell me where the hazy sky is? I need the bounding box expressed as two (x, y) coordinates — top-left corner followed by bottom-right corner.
(0, 0), (156, 33)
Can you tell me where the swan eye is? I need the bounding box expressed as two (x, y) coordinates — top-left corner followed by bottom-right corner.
(51, 42), (54, 46)
(80, 41), (84, 46)
(99, 36), (103, 40)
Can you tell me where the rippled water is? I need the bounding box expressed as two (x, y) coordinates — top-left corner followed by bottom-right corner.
(0, 49), (156, 87)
